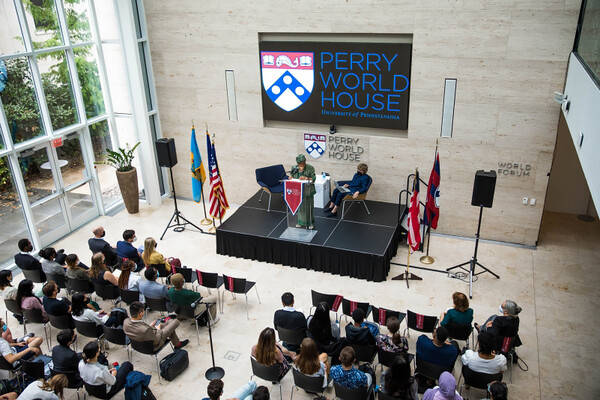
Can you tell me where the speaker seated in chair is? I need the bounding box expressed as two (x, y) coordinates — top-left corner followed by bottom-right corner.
(326, 163), (371, 218)
(255, 164), (288, 212)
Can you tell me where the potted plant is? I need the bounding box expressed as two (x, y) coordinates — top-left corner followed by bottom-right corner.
(96, 142), (141, 214)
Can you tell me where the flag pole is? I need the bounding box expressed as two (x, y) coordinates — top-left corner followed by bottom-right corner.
(207, 129), (218, 234)
(420, 140), (438, 265)
(392, 168), (422, 285)
(199, 122), (212, 226)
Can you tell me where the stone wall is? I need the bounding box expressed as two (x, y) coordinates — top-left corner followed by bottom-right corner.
(144, 0), (581, 246)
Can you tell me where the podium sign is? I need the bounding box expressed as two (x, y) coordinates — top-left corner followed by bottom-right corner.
(284, 180), (304, 215)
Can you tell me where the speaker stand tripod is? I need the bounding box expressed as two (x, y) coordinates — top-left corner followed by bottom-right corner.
(160, 166), (204, 240)
(446, 206), (499, 298)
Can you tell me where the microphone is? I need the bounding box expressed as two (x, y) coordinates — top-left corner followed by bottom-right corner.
(291, 166), (299, 175)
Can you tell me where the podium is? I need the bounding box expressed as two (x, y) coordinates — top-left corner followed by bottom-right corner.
(280, 179), (318, 243)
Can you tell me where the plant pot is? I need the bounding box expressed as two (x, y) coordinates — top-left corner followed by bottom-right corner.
(116, 168), (139, 214)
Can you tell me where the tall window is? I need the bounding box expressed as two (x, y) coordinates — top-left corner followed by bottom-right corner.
(0, 0), (163, 267)
(574, 0), (600, 84)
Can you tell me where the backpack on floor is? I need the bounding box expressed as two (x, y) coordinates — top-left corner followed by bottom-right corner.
(159, 348), (189, 381)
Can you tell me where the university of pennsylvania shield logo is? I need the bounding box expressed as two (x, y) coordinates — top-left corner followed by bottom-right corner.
(261, 51), (314, 112)
(304, 134), (326, 159)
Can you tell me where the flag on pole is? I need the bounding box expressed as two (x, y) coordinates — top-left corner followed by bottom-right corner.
(190, 126), (206, 203)
(424, 150), (441, 229)
(407, 171), (422, 253)
(206, 131), (229, 219)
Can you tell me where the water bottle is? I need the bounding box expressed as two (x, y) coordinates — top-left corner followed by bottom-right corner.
(322, 172), (326, 179)
(112, 362), (119, 371)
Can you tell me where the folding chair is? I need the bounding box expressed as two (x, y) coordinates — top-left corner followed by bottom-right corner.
(223, 275), (260, 320)
(334, 382), (372, 400)
(22, 308), (50, 350)
(445, 321), (474, 350)
(102, 325), (131, 362)
(404, 310), (438, 338)
(275, 326), (307, 349)
(290, 368), (325, 400)
(341, 298), (371, 324)
(250, 356), (289, 399)
(309, 289), (343, 317)
(371, 306), (406, 328)
(4, 299), (25, 335)
(130, 339), (172, 384)
(458, 364), (503, 396)
(196, 270), (224, 313)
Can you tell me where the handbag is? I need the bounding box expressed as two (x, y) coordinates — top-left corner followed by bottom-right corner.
(159, 348), (189, 381)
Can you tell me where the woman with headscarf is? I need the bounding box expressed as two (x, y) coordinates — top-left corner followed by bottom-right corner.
(422, 371), (463, 400)
(289, 154), (316, 229)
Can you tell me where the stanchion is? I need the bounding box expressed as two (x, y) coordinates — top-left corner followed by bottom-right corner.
(204, 303), (224, 380)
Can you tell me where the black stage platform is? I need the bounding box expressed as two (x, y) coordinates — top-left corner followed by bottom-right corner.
(216, 191), (406, 282)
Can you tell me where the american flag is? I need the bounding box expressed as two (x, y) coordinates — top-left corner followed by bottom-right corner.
(407, 170), (421, 253)
(206, 131), (229, 219)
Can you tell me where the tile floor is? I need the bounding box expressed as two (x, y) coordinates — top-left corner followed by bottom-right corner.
(6, 199), (599, 399)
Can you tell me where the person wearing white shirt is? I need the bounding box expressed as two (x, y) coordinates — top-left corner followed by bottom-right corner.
(78, 341), (133, 398)
(461, 331), (507, 375)
(17, 375), (67, 400)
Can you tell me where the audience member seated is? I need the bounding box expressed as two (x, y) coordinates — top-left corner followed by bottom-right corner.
(89, 226), (118, 267)
(485, 381), (508, 400)
(0, 319), (43, 380)
(65, 254), (92, 281)
(123, 301), (189, 350)
(380, 354), (418, 400)
(330, 346), (373, 390)
(204, 379), (268, 400)
(72, 293), (123, 336)
(88, 253), (120, 298)
(169, 273), (217, 323)
(461, 331), (507, 375)
(116, 229), (143, 271)
(273, 292), (306, 352)
(52, 330), (83, 385)
(138, 267), (170, 308)
(42, 281), (72, 318)
(0, 318), (32, 344)
(117, 260), (144, 301)
(0, 392), (16, 400)
(422, 371), (462, 400)
(39, 247), (67, 277)
(141, 237), (171, 272)
(14, 238), (46, 282)
(345, 308), (378, 345)
(17, 279), (48, 322)
(79, 341), (134, 399)
(17, 374), (67, 400)
(476, 300), (522, 351)
(415, 326), (458, 368)
(294, 337), (329, 388)
(251, 327), (295, 379)
(0, 270), (17, 300)
(326, 162), (370, 217)
(440, 292), (474, 327)
(307, 302), (340, 346)
(376, 316), (409, 353)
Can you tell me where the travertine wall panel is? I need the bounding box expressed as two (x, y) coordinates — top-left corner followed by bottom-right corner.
(144, 0), (581, 246)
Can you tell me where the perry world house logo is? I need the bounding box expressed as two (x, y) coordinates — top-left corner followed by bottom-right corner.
(261, 51), (314, 112)
(304, 133), (326, 159)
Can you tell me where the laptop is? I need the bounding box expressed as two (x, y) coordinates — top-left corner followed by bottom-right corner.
(333, 180), (351, 194)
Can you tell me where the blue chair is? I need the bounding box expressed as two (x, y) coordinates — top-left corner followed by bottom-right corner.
(341, 174), (373, 219)
(255, 164), (287, 211)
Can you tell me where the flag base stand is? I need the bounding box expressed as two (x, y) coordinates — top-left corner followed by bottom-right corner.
(208, 226), (217, 234)
(201, 218), (213, 226)
(419, 255), (434, 264)
(160, 167), (204, 240)
(392, 271), (422, 281)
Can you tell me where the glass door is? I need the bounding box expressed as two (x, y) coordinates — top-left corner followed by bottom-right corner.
(17, 132), (99, 246)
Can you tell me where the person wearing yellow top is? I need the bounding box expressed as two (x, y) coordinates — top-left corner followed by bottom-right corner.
(141, 237), (171, 273)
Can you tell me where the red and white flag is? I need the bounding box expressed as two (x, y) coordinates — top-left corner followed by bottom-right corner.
(407, 171), (422, 253)
(206, 131), (229, 219)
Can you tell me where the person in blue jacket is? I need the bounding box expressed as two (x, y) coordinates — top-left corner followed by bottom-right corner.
(327, 163), (370, 217)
